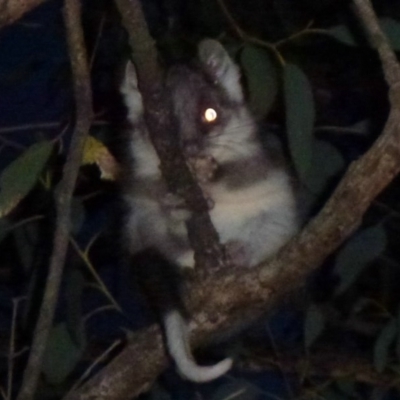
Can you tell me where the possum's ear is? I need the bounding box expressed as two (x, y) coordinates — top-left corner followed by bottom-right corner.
(120, 60), (138, 93)
(120, 60), (143, 123)
(198, 39), (243, 103)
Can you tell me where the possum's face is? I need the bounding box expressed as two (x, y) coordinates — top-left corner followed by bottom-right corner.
(167, 41), (257, 165)
(121, 40), (258, 166)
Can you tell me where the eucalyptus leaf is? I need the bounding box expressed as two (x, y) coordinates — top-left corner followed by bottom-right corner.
(373, 319), (397, 373)
(240, 45), (278, 118)
(42, 322), (85, 384)
(379, 18), (400, 51)
(334, 224), (387, 295)
(12, 221), (39, 272)
(0, 141), (53, 217)
(347, 119), (370, 135)
(326, 18), (400, 50)
(304, 304), (325, 349)
(283, 63), (315, 183)
(306, 140), (345, 196)
(326, 25), (358, 46)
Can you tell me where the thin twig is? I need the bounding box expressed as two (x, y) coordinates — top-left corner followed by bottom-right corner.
(90, 11), (106, 70)
(12, 346), (29, 359)
(0, 120), (107, 135)
(0, 122), (62, 134)
(65, 339), (122, 396)
(0, 136), (27, 150)
(69, 236), (122, 313)
(239, 346), (400, 391)
(216, 0), (325, 66)
(15, 0), (93, 399)
(83, 305), (117, 323)
(224, 374), (285, 400)
(0, 0), (48, 28)
(266, 324), (295, 399)
(215, 0), (245, 39)
(215, 0), (283, 64)
(7, 298), (23, 400)
(5, 215), (44, 233)
(352, 0), (400, 85)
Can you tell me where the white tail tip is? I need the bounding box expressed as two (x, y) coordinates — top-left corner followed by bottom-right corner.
(164, 310), (233, 382)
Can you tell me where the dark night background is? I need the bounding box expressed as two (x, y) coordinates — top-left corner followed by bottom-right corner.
(1, 0), (400, 399)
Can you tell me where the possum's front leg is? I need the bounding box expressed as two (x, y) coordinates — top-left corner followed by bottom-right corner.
(224, 240), (250, 268)
(161, 192), (192, 222)
(162, 154), (217, 217)
(187, 154), (218, 184)
(187, 154), (218, 210)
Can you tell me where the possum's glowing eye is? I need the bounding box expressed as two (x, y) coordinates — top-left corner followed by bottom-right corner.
(203, 108), (218, 123)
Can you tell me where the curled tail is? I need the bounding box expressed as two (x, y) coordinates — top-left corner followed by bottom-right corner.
(164, 310), (233, 382)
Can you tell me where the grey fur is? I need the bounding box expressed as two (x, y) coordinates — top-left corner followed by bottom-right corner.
(120, 39), (299, 382)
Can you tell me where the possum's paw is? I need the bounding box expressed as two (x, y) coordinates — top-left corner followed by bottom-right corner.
(225, 240), (250, 268)
(161, 193), (191, 222)
(176, 250), (195, 269)
(188, 154), (218, 183)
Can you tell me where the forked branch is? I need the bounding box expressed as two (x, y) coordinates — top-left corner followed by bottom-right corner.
(16, 0), (93, 399)
(63, 0), (400, 399)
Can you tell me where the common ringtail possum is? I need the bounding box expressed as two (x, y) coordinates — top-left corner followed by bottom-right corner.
(120, 39), (298, 382)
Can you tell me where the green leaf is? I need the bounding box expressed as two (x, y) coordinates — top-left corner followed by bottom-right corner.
(42, 322), (85, 384)
(12, 222), (39, 272)
(0, 141), (53, 217)
(307, 140), (345, 195)
(373, 319), (397, 373)
(326, 25), (358, 46)
(334, 225), (387, 295)
(240, 45), (278, 118)
(283, 63), (315, 183)
(304, 304), (325, 349)
(379, 18), (400, 51)
(326, 19), (400, 50)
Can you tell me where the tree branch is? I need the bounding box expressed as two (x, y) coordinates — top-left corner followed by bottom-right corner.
(16, 0), (93, 399)
(0, 0), (49, 29)
(63, 0), (400, 399)
(113, 0), (226, 273)
(240, 346), (400, 391)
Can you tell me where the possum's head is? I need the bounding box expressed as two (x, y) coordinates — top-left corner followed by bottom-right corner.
(121, 40), (257, 165)
(167, 40), (257, 164)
